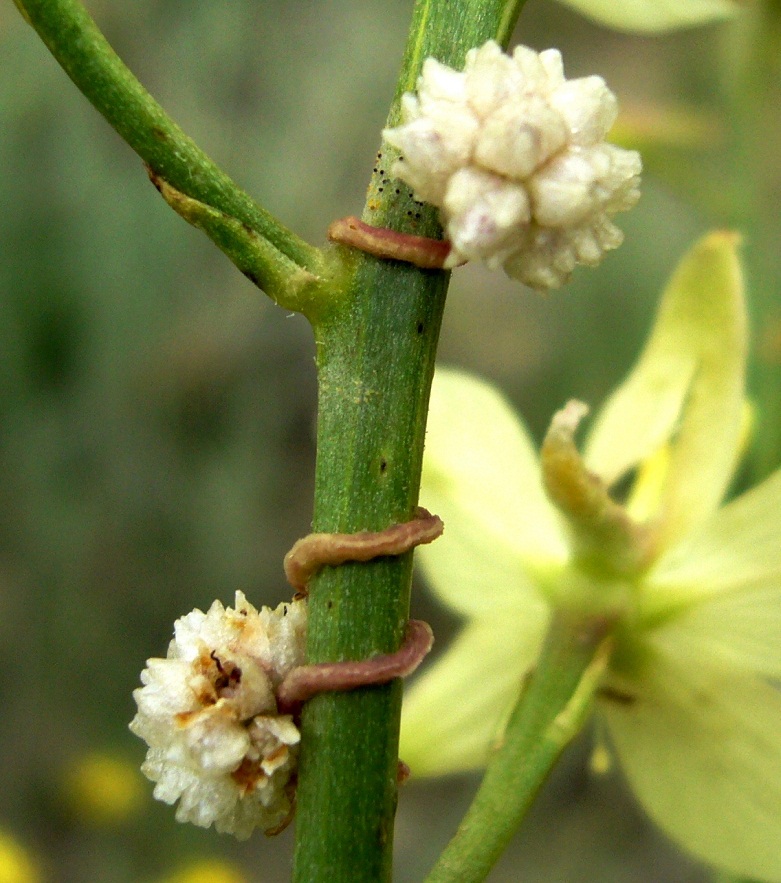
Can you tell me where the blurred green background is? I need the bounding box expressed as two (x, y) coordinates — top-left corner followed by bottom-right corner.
(1, 1), (779, 880)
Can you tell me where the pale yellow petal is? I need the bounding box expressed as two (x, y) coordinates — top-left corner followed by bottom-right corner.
(642, 468), (781, 676)
(651, 585), (781, 681)
(418, 481), (553, 615)
(585, 232), (746, 549)
(602, 645), (781, 881)
(419, 368), (566, 615)
(400, 614), (547, 777)
(648, 468), (781, 608)
(557, 0), (742, 33)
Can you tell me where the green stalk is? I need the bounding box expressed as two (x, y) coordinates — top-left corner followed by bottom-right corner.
(424, 613), (612, 883)
(720, 5), (781, 481)
(292, 3), (527, 881)
(16, 0), (323, 282)
(19, 0), (544, 876)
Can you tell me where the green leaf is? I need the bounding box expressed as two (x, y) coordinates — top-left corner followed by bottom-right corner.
(148, 173), (331, 316)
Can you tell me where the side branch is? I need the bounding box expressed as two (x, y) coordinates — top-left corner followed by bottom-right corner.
(148, 170), (327, 313)
(18, 0), (322, 275)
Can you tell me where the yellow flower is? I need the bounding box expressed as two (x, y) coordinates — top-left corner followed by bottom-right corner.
(156, 859), (248, 883)
(556, 0), (745, 33)
(61, 751), (144, 826)
(0, 830), (41, 883)
(402, 233), (781, 880)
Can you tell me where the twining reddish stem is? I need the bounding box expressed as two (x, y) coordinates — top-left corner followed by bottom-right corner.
(277, 620), (434, 712)
(328, 216), (456, 270)
(284, 507), (444, 595)
(279, 509), (441, 713)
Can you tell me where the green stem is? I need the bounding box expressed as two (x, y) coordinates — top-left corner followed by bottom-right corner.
(424, 613), (612, 883)
(721, 5), (781, 481)
(292, 2), (527, 881)
(16, 0), (323, 287)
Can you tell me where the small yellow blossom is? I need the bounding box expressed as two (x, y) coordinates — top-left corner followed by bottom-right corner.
(557, 0), (744, 33)
(402, 233), (781, 881)
(61, 752), (144, 825)
(157, 858), (248, 883)
(0, 831), (41, 883)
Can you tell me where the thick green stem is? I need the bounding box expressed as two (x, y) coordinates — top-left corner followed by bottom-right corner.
(292, 2), (527, 881)
(16, 0), (323, 286)
(424, 613), (612, 883)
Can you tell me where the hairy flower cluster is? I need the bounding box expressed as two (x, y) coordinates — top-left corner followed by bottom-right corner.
(130, 592), (307, 838)
(383, 41), (641, 289)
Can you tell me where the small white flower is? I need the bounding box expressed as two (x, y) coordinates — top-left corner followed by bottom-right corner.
(130, 592), (307, 838)
(383, 41), (641, 289)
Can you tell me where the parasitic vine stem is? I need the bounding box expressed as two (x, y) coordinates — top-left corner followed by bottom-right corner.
(278, 508), (443, 708)
(277, 619), (434, 712)
(328, 216), (458, 270)
(284, 507), (444, 595)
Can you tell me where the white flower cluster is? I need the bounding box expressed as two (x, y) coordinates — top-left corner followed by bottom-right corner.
(130, 592), (307, 838)
(383, 41), (641, 289)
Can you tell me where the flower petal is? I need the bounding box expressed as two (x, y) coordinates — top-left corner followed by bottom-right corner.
(419, 368), (566, 615)
(650, 468), (781, 598)
(645, 468), (781, 676)
(557, 0), (742, 33)
(584, 232), (746, 549)
(400, 614), (547, 777)
(602, 644), (781, 881)
(655, 586), (781, 681)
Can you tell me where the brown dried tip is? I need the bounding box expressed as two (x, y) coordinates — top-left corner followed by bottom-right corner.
(328, 216), (454, 269)
(540, 401), (653, 574)
(397, 760), (411, 785)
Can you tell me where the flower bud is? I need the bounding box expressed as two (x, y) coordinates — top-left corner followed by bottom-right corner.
(383, 41), (641, 289)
